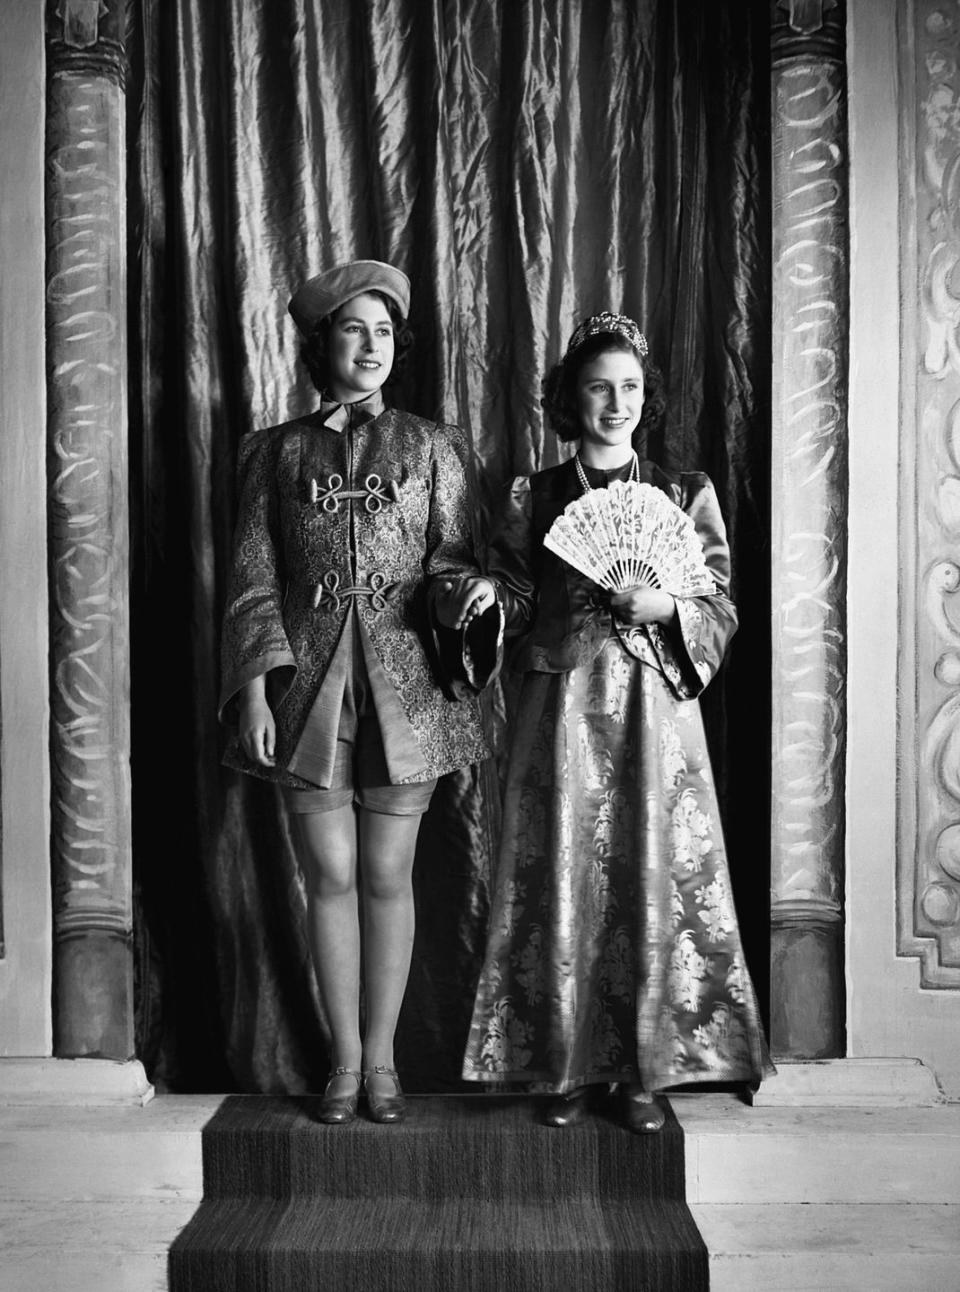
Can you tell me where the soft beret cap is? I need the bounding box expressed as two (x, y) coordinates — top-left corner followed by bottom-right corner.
(288, 260), (411, 335)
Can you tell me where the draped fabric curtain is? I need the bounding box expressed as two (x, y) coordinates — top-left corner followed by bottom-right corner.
(128, 0), (770, 1093)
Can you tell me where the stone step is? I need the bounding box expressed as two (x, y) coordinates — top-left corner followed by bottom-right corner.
(672, 1093), (960, 1204)
(0, 1096), (217, 1201)
(5, 1093), (960, 1204)
(0, 1197), (196, 1292)
(3, 1197), (958, 1292)
(3, 1093), (960, 1291)
(694, 1203), (960, 1291)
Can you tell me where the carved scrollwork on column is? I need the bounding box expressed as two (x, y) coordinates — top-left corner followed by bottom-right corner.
(769, 0), (849, 1056)
(899, 1), (960, 987)
(45, 0), (134, 1055)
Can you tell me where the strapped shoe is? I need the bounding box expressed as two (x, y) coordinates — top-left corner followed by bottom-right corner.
(363, 1065), (406, 1124)
(316, 1067), (361, 1125)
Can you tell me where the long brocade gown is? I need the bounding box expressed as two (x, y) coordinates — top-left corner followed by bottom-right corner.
(462, 456), (773, 1094)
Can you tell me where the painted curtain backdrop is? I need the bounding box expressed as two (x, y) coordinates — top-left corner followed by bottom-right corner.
(127, 0), (770, 1092)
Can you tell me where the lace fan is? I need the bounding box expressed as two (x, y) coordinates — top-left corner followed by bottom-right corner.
(543, 480), (716, 595)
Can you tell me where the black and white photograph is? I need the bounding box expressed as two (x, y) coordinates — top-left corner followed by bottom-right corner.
(1, 1), (958, 1288)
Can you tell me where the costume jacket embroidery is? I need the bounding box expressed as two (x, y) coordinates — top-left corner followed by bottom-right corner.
(487, 456), (737, 693)
(219, 402), (490, 787)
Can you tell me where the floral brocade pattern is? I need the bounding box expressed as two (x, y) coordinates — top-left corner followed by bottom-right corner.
(462, 636), (771, 1093)
(219, 408), (489, 786)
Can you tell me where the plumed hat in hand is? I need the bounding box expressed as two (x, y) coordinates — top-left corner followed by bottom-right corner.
(288, 260), (411, 336)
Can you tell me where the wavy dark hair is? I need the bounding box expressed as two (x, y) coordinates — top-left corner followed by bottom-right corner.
(299, 290), (414, 395)
(541, 332), (666, 445)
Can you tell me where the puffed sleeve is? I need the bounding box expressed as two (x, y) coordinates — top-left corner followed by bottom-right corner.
(218, 431), (297, 724)
(485, 476), (537, 635)
(642, 472), (738, 699)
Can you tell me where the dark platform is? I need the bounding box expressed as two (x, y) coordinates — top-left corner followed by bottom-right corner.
(169, 1093), (708, 1291)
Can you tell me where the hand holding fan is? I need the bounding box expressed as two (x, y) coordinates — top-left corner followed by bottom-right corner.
(543, 479), (716, 596)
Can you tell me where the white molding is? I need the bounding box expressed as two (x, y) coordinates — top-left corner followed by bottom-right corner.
(0, 1059), (155, 1107)
(751, 1058), (944, 1107)
(846, 0), (960, 1098)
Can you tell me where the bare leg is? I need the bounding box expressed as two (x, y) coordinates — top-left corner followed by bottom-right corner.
(357, 808), (422, 1080)
(292, 803), (361, 1096)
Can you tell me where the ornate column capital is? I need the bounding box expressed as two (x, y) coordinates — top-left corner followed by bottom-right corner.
(46, 0), (125, 87)
(771, 0), (844, 62)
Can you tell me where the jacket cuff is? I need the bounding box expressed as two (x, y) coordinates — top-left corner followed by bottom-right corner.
(218, 649), (296, 725)
(430, 592), (505, 699)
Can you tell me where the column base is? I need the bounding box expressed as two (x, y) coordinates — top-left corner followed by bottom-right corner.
(751, 1057), (943, 1106)
(0, 1058), (154, 1106)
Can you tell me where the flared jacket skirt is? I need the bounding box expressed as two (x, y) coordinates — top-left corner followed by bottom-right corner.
(462, 636), (773, 1094)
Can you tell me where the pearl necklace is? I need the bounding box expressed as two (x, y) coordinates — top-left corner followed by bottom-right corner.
(575, 450), (640, 495)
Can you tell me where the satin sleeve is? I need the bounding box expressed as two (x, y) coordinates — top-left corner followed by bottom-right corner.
(642, 472), (738, 699)
(218, 431), (296, 724)
(485, 475), (537, 635)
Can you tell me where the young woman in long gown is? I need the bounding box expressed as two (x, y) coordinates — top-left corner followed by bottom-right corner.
(462, 312), (773, 1131)
(220, 260), (496, 1124)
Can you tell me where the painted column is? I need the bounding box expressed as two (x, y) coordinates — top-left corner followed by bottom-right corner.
(45, 0), (133, 1059)
(769, 0), (849, 1058)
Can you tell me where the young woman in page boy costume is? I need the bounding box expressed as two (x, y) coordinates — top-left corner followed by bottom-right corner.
(462, 312), (773, 1132)
(220, 260), (498, 1125)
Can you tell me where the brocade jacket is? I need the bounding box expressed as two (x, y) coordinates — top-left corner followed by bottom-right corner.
(488, 456), (738, 698)
(219, 394), (491, 788)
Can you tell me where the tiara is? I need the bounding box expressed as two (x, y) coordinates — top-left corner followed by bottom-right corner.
(566, 311), (648, 358)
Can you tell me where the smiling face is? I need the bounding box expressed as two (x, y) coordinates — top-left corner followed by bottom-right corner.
(574, 348), (646, 464)
(325, 292), (396, 402)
